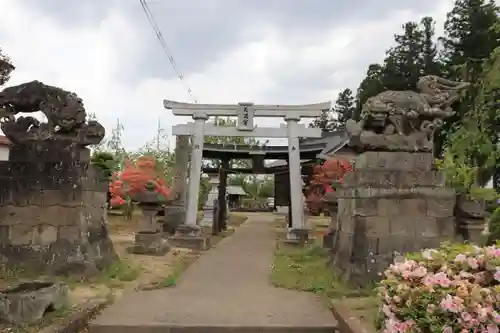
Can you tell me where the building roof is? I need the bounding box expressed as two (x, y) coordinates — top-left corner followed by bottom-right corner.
(0, 135), (11, 146)
(227, 185), (246, 196)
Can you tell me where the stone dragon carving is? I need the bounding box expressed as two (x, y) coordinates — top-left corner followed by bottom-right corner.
(346, 75), (470, 152)
(0, 81), (105, 146)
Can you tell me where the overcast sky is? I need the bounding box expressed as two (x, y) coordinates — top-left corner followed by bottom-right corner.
(0, 0), (454, 150)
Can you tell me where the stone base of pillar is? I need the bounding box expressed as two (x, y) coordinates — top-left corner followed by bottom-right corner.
(163, 205), (186, 234)
(284, 228), (310, 246)
(276, 206), (288, 214)
(168, 224), (211, 251)
(132, 231), (170, 256)
(174, 224), (202, 237)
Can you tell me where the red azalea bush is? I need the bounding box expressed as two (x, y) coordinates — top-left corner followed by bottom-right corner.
(305, 157), (352, 215)
(109, 156), (170, 208)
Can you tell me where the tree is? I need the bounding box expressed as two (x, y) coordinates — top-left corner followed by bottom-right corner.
(436, 0), (500, 156)
(309, 108), (334, 131)
(257, 176), (275, 198)
(442, 46), (500, 187)
(332, 88), (356, 128)
(420, 17), (442, 76)
(355, 64), (385, 117)
(381, 21), (425, 91)
(0, 47), (15, 87)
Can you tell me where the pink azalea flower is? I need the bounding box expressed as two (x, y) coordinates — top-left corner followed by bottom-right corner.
(494, 268), (500, 282)
(486, 324), (499, 333)
(467, 257), (479, 269)
(455, 254), (467, 262)
(434, 272), (452, 288)
(440, 295), (463, 313)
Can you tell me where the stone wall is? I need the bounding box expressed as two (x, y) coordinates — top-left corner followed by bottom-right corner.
(0, 142), (117, 276)
(332, 151), (455, 286)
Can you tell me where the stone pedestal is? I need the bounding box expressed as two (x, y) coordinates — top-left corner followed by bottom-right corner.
(163, 205), (186, 235)
(168, 225), (211, 251)
(284, 228), (310, 246)
(333, 151), (456, 286)
(136, 201), (162, 232)
(455, 195), (486, 244)
(133, 231), (170, 256)
(0, 142), (117, 276)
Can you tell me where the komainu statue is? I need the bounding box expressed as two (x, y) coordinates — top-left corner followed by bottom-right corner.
(0, 80), (105, 145)
(346, 75), (470, 152)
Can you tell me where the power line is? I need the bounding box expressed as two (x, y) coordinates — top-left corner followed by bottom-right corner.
(139, 0), (198, 103)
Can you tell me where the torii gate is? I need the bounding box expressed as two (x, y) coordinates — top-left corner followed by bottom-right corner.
(164, 100), (326, 239)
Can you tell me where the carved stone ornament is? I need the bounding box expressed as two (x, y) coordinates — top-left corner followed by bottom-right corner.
(346, 75), (470, 152)
(0, 80), (105, 146)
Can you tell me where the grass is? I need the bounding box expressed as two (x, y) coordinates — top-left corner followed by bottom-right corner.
(158, 254), (196, 288)
(270, 241), (373, 299)
(95, 260), (142, 286)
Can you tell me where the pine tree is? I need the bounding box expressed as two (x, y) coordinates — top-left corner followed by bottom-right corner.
(420, 17), (442, 75)
(440, 0), (500, 82)
(355, 64), (385, 118)
(309, 109), (334, 131)
(0, 48), (15, 86)
(333, 88), (355, 128)
(381, 21), (424, 91)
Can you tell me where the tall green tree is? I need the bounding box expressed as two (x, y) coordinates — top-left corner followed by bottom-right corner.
(381, 21), (425, 91)
(355, 64), (385, 116)
(332, 88), (356, 128)
(435, 0), (500, 156)
(0, 47), (14, 87)
(309, 108), (334, 131)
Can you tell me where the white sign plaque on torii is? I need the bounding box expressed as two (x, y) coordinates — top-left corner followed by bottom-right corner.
(164, 100), (328, 238)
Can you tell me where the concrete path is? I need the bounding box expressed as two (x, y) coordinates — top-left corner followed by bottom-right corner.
(90, 214), (337, 332)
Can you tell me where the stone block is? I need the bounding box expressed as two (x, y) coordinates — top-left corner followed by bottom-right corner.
(354, 151), (433, 171)
(390, 217), (416, 237)
(285, 228), (310, 246)
(435, 217), (456, 237)
(9, 225), (33, 245)
(132, 231), (170, 256)
(0, 281), (68, 324)
(168, 235), (211, 251)
(377, 198), (400, 216)
(0, 225), (9, 243)
(400, 198), (427, 216)
(353, 198), (378, 216)
(32, 225), (58, 245)
(413, 216), (440, 238)
(58, 226), (81, 243)
(353, 216), (390, 237)
(427, 196), (455, 218)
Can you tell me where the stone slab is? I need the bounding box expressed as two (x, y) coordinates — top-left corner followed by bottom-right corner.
(132, 232), (170, 256)
(168, 235), (211, 251)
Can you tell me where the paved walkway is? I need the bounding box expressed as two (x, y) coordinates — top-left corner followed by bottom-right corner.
(90, 214), (337, 332)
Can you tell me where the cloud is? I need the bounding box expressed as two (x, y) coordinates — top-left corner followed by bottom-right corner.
(0, 0), (453, 150)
